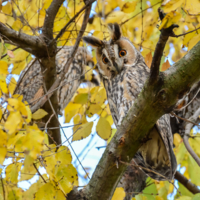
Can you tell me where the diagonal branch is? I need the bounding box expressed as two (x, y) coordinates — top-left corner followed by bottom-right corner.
(184, 107), (200, 166)
(175, 171), (200, 194)
(42, 0), (65, 40)
(31, 0), (93, 113)
(0, 23), (46, 57)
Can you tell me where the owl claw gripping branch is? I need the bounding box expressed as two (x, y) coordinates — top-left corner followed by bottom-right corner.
(83, 23), (177, 181)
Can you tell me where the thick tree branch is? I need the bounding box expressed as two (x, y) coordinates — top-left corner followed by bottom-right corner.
(81, 40), (200, 200)
(42, 0), (65, 40)
(175, 171), (200, 194)
(31, 1), (93, 113)
(184, 107), (200, 166)
(0, 23), (46, 57)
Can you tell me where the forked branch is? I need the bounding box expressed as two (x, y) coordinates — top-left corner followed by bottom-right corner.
(31, 0), (93, 113)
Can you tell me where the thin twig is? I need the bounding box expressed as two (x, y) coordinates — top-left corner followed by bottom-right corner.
(55, 0), (96, 41)
(0, 177), (5, 200)
(42, 75), (90, 179)
(121, 1), (162, 25)
(33, 163), (47, 183)
(170, 112), (200, 128)
(174, 87), (200, 111)
(120, 160), (181, 195)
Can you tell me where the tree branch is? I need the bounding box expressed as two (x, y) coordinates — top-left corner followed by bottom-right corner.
(0, 23), (46, 57)
(31, 0), (93, 113)
(184, 107), (200, 166)
(42, 0), (65, 40)
(149, 8), (179, 84)
(55, 0), (96, 41)
(81, 40), (200, 200)
(175, 171), (200, 194)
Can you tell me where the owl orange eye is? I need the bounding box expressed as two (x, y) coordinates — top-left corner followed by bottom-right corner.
(102, 56), (109, 64)
(119, 50), (127, 57)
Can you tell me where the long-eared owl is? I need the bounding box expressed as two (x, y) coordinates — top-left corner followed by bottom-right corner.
(14, 47), (96, 113)
(83, 23), (177, 181)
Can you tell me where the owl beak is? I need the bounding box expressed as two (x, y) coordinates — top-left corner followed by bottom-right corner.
(113, 61), (120, 73)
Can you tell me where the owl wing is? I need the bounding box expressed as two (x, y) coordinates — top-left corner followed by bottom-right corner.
(156, 114), (177, 179)
(14, 47), (95, 112)
(134, 114), (177, 181)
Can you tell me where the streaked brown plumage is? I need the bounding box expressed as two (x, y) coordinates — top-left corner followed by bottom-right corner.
(14, 47), (95, 113)
(83, 23), (177, 181)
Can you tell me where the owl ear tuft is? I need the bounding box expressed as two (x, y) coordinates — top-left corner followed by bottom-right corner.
(83, 36), (103, 48)
(108, 23), (121, 41)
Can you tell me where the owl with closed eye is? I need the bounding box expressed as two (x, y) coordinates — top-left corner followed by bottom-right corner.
(83, 23), (177, 181)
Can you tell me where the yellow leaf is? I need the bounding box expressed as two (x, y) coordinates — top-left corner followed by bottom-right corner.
(5, 163), (22, 184)
(0, 13), (6, 23)
(84, 66), (93, 81)
(0, 129), (7, 164)
(8, 77), (17, 95)
(161, 60), (170, 71)
(162, 0), (184, 13)
(7, 98), (27, 116)
(55, 190), (66, 200)
(0, 74), (8, 93)
(11, 50), (29, 75)
(73, 93), (89, 104)
(64, 102), (81, 123)
(122, 1), (137, 13)
(4, 111), (23, 135)
(56, 146), (72, 165)
(22, 125), (44, 159)
(32, 109), (48, 120)
(96, 117), (111, 140)
(0, 60), (8, 75)
(90, 87), (107, 105)
(87, 104), (102, 116)
(112, 187), (126, 200)
(159, 11), (181, 30)
(54, 164), (78, 194)
(2, 2), (12, 14)
(185, 0), (200, 15)
(107, 129), (117, 144)
(106, 11), (127, 24)
(22, 176), (46, 200)
(145, 52), (152, 68)
(35, 182), (56, 200)
(188, 34), (200, 51)
(72, 121), (93, 141)
(22, 155), (35, 178)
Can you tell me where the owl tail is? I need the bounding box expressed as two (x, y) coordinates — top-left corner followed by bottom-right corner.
(134, 115), (177, 181)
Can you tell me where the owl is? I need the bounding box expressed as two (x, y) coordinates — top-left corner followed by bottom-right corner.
(14, 46), (97, 113)
(83, 23), (177, 181)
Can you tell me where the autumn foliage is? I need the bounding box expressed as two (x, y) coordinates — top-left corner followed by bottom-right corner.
(0, 0), (200, 200)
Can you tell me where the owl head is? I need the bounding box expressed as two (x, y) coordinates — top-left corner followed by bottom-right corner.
(83, 23), (139, 79)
